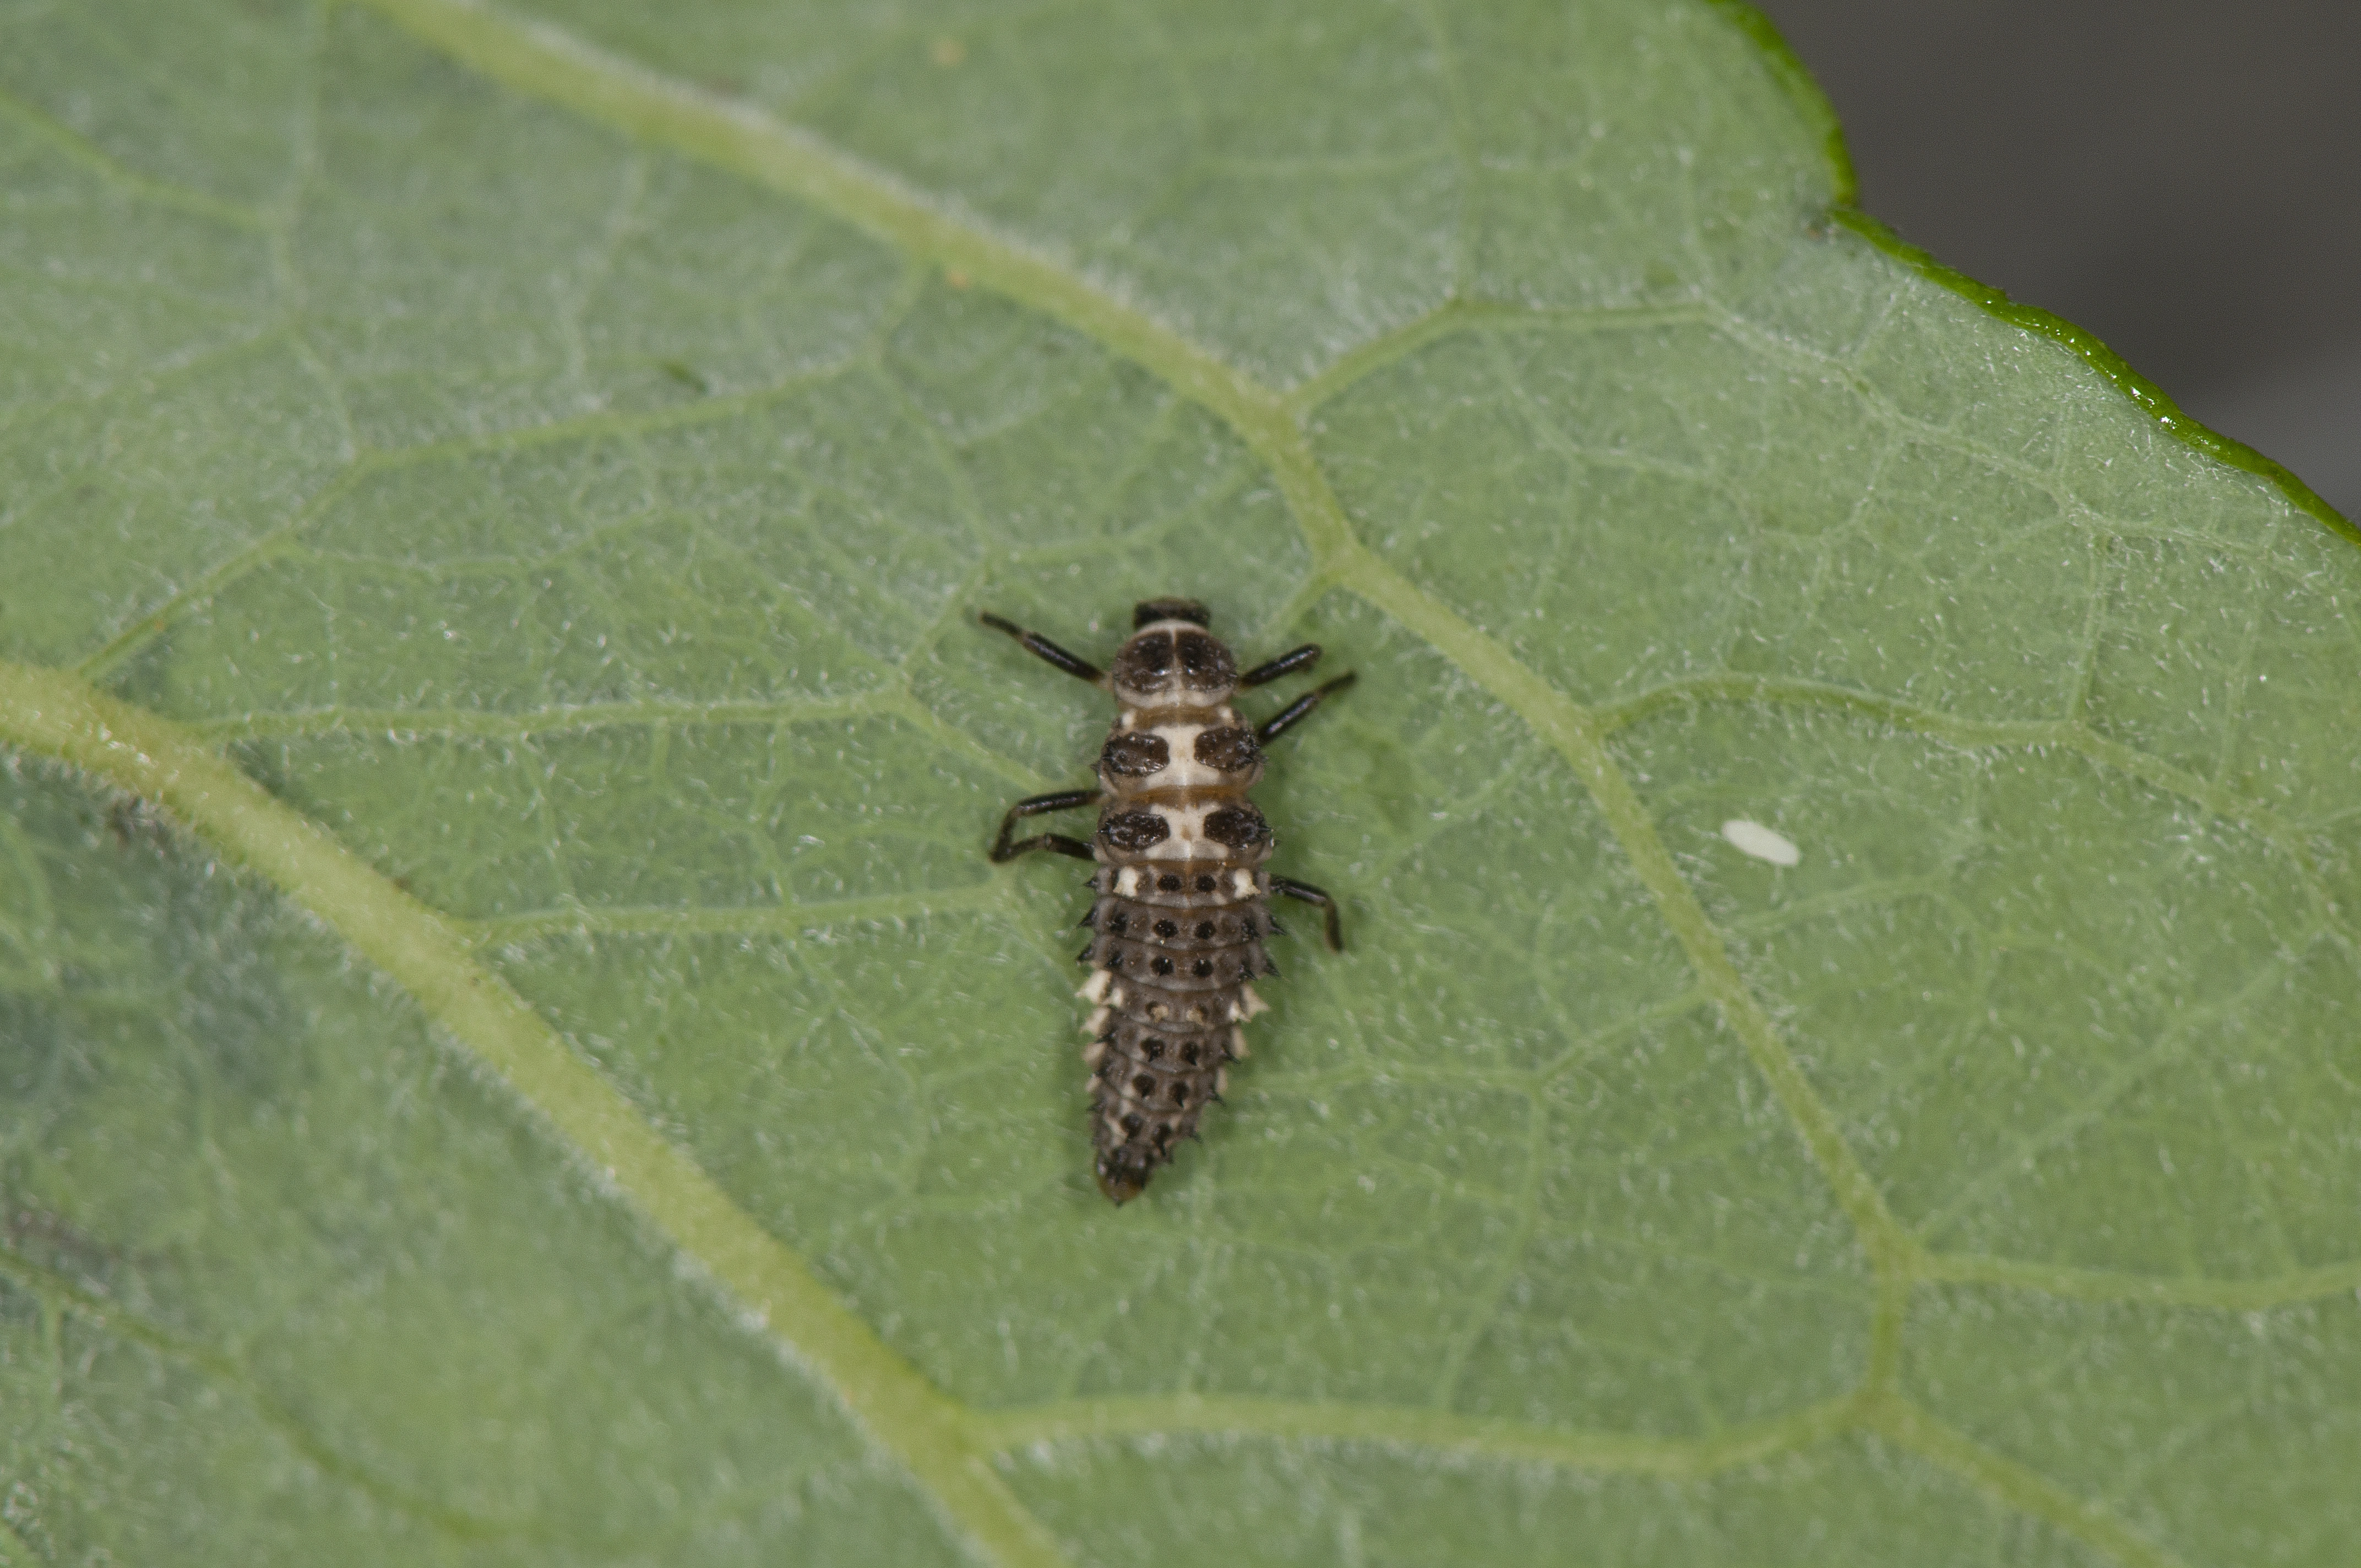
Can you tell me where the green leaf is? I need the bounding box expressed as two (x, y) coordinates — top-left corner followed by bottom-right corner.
(1, 0), (2353, 1564)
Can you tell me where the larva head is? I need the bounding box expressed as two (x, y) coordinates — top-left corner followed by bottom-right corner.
(1133, 597), (1210, 629)
(1112, 600), (1237, 706)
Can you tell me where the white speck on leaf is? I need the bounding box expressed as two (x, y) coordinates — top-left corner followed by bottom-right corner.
(1721, 819), (1800, 867)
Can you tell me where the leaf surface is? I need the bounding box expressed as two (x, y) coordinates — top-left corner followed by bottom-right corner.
(1, 1), (2354, 1564)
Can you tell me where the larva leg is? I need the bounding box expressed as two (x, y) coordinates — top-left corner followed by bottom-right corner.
(980, 612), (1107, 687)
(990, 788), (1103, 863)
(1239, 642), (1323, 687)
(1258, 672), (1356, 745)
(999, 834), (1096, 863)
(1269, 874), (1345, 951)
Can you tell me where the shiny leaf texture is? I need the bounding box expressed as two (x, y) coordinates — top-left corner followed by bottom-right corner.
(1, 2), (2355, 1565)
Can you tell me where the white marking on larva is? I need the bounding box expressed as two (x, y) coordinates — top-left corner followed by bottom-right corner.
(1078, 968), (1113, 1003)
(1081, 1005), (1111, 1036)
(1082, 1038), (1108, 1068)
(1141, 802), (1221, 859)
(1721, 819), (1801, 867)
(1228, 1026), (1249, 1059)
(1214, 1066), (1230, 1097)
(1115, 867), (1142, 895)
(1230, 984), (1269, 1021)
(1106, 983), (1126, 1008)
(1230, 869), (1256, 897)
(1149, 721), (1225, 788)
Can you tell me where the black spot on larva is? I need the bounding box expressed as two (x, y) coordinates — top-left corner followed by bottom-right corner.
(1180, 1041), (1201, 1065)
(1100, 809), (1171, 851)
(1143, 1038), (1165, 1059)
(1203, 804), (1271, 849)
(1107, 910), (1128, 934)
(1121, 1112), (1145, 1136)
(1194, 921), (1215, 940)
(1169, 1082), (1189, 1105)
(1194, 873), (1217, 892)
(1194, 726), (1259, 772)
(1154, 918), (1178, 939)
(1100, 731), (1169, 778)
(1174, 630), (1236, 692)
(1192, 959), (1214, 978)
(1151, 956), (1174, 976)
(1111, 633), (1174, 694)
(1158, 873), (1183, 892)
(1133, 1074), (1155, 1096)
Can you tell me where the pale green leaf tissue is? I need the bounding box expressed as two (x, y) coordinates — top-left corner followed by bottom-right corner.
(1, 2), (2354, 1565)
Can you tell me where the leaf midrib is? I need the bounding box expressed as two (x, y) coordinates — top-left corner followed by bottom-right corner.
(0, 660), (1070, 1567)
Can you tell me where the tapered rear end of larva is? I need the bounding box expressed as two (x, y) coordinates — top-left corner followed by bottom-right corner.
(1080, 933), (1248, 1201)
(1095, 1153), (1150, 1205)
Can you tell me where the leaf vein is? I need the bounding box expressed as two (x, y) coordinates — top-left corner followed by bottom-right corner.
(0, 662), (1073, 1568)
(977, 1390), (1864, 1479)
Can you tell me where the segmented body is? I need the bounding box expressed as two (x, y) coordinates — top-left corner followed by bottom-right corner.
(984, 596), (1348, 1204)
(1079, 627), (1276, 1201)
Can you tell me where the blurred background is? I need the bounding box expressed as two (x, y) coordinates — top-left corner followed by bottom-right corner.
(1755, 0), (2360, 520)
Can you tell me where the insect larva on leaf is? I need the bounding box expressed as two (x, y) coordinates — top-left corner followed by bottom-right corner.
(982, 597), (1354, 1203)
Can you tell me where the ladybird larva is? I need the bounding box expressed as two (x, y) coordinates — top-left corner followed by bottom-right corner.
(982, 597), (1354, 1204)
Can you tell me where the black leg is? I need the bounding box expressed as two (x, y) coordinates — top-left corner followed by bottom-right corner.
(981, 612), (1107, 686)
(1270, 875), (1344, 951)
(1000, 834), (1096, 863)
(990, 788), (1102, 862)
(1239, 642), (1323, 688)
(1258, 672), (1356, 745)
